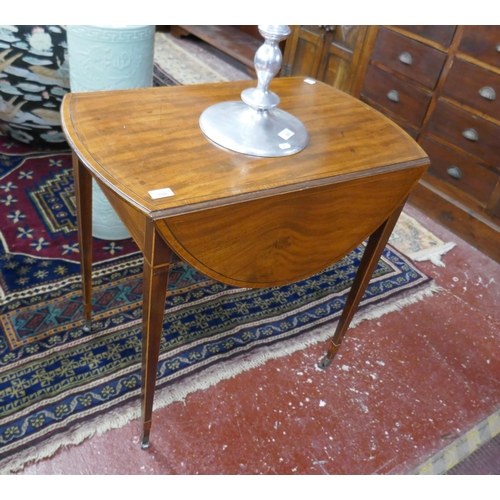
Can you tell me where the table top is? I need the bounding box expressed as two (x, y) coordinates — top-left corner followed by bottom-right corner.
(61, 77), (428, 220)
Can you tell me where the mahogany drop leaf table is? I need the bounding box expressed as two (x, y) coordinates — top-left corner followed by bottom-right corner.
(61, 78), (429, 448)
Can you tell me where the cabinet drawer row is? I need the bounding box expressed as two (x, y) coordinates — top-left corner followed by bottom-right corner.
(361, 65), (431, 128)
(442, 58), (500, 120)
(458, 26), (500, 69)
(426, 99), (500, 168)
(370, 27), (447, 90)
(421, 136), (499, 208)
(394, 25), (457, 48)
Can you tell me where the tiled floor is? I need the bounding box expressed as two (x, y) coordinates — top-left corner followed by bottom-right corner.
(17, 203), (500, 475)
(446, 430), (500, 474)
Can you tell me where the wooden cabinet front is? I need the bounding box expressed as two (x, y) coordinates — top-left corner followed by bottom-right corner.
(358, 25), (500, 263)
(282, 25), (375, 95)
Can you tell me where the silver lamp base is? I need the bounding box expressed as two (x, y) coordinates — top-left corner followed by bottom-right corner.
(199, 101), (308, 157)
(199, 25), (308, 158)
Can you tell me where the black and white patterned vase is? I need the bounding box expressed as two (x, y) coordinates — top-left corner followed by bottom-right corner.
(0, 25), (69, 149)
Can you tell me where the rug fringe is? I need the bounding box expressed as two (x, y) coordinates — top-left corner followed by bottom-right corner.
(1, 280), (440, 474)
(409, 242), (457, 268)
(151, 282), (442, 403)
(0, 404), (141, 474)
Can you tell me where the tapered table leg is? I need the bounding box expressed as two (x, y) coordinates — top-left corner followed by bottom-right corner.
(318, 200), (407, 369)
(72, 153), (93, 332)
(140, 220), (172, 449)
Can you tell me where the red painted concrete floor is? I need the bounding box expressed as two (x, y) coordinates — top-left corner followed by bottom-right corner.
(17, 204), (500, 475)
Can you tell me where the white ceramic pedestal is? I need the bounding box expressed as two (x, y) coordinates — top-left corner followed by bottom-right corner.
(67, 25), (155, 240)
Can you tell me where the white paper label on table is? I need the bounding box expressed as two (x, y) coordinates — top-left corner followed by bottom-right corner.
(149, 188), (175, 199)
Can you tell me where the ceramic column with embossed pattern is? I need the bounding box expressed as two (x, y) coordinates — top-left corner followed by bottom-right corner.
(67, 25), (155, 240)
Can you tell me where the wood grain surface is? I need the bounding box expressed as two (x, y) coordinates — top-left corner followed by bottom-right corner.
(158, 169), (423, 287)
(62, 77), (429, 288)
(62, 78), (427, 218)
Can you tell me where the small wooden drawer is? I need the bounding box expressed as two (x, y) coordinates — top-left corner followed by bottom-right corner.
(421, 136), (499, 206)
(426, 99), (500, 167)
(395, 25), (457, 48)
(371, 27), (447, 89)
(361, 64), (432, 128)
(458, 26), (500, 69)
(442, 58), (500, 120)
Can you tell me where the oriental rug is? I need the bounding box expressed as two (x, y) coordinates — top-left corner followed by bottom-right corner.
(389, 212), (456, 268)
(0, 132), (438, 473)
(153, 31), (252, 86)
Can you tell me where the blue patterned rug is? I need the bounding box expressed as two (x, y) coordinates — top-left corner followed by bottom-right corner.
(0, 132), (436, 473)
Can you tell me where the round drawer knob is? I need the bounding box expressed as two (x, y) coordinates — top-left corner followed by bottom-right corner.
(387, 90), (400, 102)
(462, 128), (478, 142)
(496, 43), (500, 52)
(446, 166), (462, 180)
(479, 86), (496, 101)
(398, 52), (413, 65)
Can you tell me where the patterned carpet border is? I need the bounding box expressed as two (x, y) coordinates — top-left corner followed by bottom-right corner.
(0, 141), (141, 308)
(153, 31), (251, 85)
(0, 241), (438, 474)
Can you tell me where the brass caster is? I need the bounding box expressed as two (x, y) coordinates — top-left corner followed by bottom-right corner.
(141, 429), (150, 449)
(317, 356), (333, 370)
